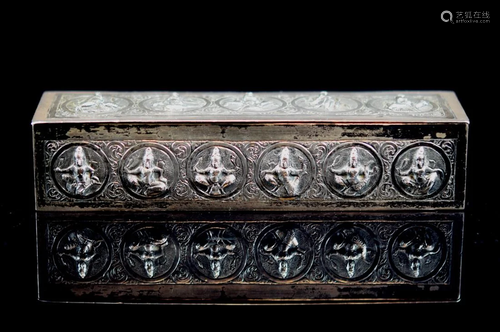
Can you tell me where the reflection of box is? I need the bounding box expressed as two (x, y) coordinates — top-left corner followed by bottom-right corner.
(32, 91), (469, 211)
(36, 211), (464, 304)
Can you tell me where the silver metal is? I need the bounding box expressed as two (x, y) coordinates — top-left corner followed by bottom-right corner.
(32, 91), (469, 211)
(34, 91), (463, 121)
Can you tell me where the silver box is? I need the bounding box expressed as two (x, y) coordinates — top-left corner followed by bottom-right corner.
(32, 91), (469, 211)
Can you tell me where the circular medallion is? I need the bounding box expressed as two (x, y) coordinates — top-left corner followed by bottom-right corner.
(62, 93), (131, 115)
(388, 224), (446, 281)
(141, 93), (209, 113)
(392, 143), (450, 199)
(255, 224), (313, 282)
(119, 143), (178, 199)
(188, 225), (247, 282)
(216, 92), (285, 112)
(321, 224), (379, 281)
(292, 92), (362, 113)
(256, 143), (316, 198)
(53, 227), (111, 281)
(323, 143), (382, 198)
(187, 143), (247, 198)
(51, 143), (109, 199)
(121, 225), (180, 281)
(367, 95), (436, 114)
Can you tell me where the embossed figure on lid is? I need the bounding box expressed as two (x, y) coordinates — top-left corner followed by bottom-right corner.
(37, 91), (467, 121)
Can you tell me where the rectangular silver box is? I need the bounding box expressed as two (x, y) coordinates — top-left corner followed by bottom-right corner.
(32, 91), (469, 211)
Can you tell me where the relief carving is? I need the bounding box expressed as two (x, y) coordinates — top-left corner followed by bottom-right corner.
(52, 144), (108, 198)
(187, 144), (247, 198)
(256, 144), (315, 198)
(324, 144), (382, 198)
(49, 92), (454, 119)
(292, 91), (362, 113)
(217, 92), (285, 112)
(44, 139), (455, 206)
(393, 144), (449, 198)
(119, 144), (178, 199)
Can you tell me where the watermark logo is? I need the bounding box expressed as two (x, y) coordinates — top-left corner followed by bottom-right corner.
(441, 10), (491, 24)
(441, 10), (454, 23)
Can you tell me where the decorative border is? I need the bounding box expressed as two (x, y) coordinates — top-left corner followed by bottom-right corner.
(40, 139), (457, 209)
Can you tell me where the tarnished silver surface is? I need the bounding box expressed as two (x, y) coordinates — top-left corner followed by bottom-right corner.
(37, 212), (464, 303)
(32, 91), (469, 211)
(35, 138), (461, 210)
(38, 91), (459, 120)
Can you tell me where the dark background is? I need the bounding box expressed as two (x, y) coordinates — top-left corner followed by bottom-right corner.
(2, 4), (497, 328)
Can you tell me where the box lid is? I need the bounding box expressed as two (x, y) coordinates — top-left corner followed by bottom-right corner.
(32, 91), (469, 124)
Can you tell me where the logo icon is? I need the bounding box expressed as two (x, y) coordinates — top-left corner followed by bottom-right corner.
(441, 10), (454, 23)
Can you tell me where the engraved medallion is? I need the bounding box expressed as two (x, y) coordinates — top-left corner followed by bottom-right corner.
(368, 94), (436, 114)
(119, 144), (178, 199)
(53, 227), (111, 280)
(188, 225), (247, 282)
(256, 143), (315, 198)
(389, 224), (446, 280)
(187, 143), (247, 198)
(323, 143), (382, 198)
(51, 144), (109, 198)
(392, 144), (450, 198)
(321, 224), (379, 281)
(141, 93), (209, 112)
(216, 92), (285, 112)
(255, 224), (313, 282)
(292, 91), (362, 113)
(62, 92), (131, 115)
(121, 226), (180, 281)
